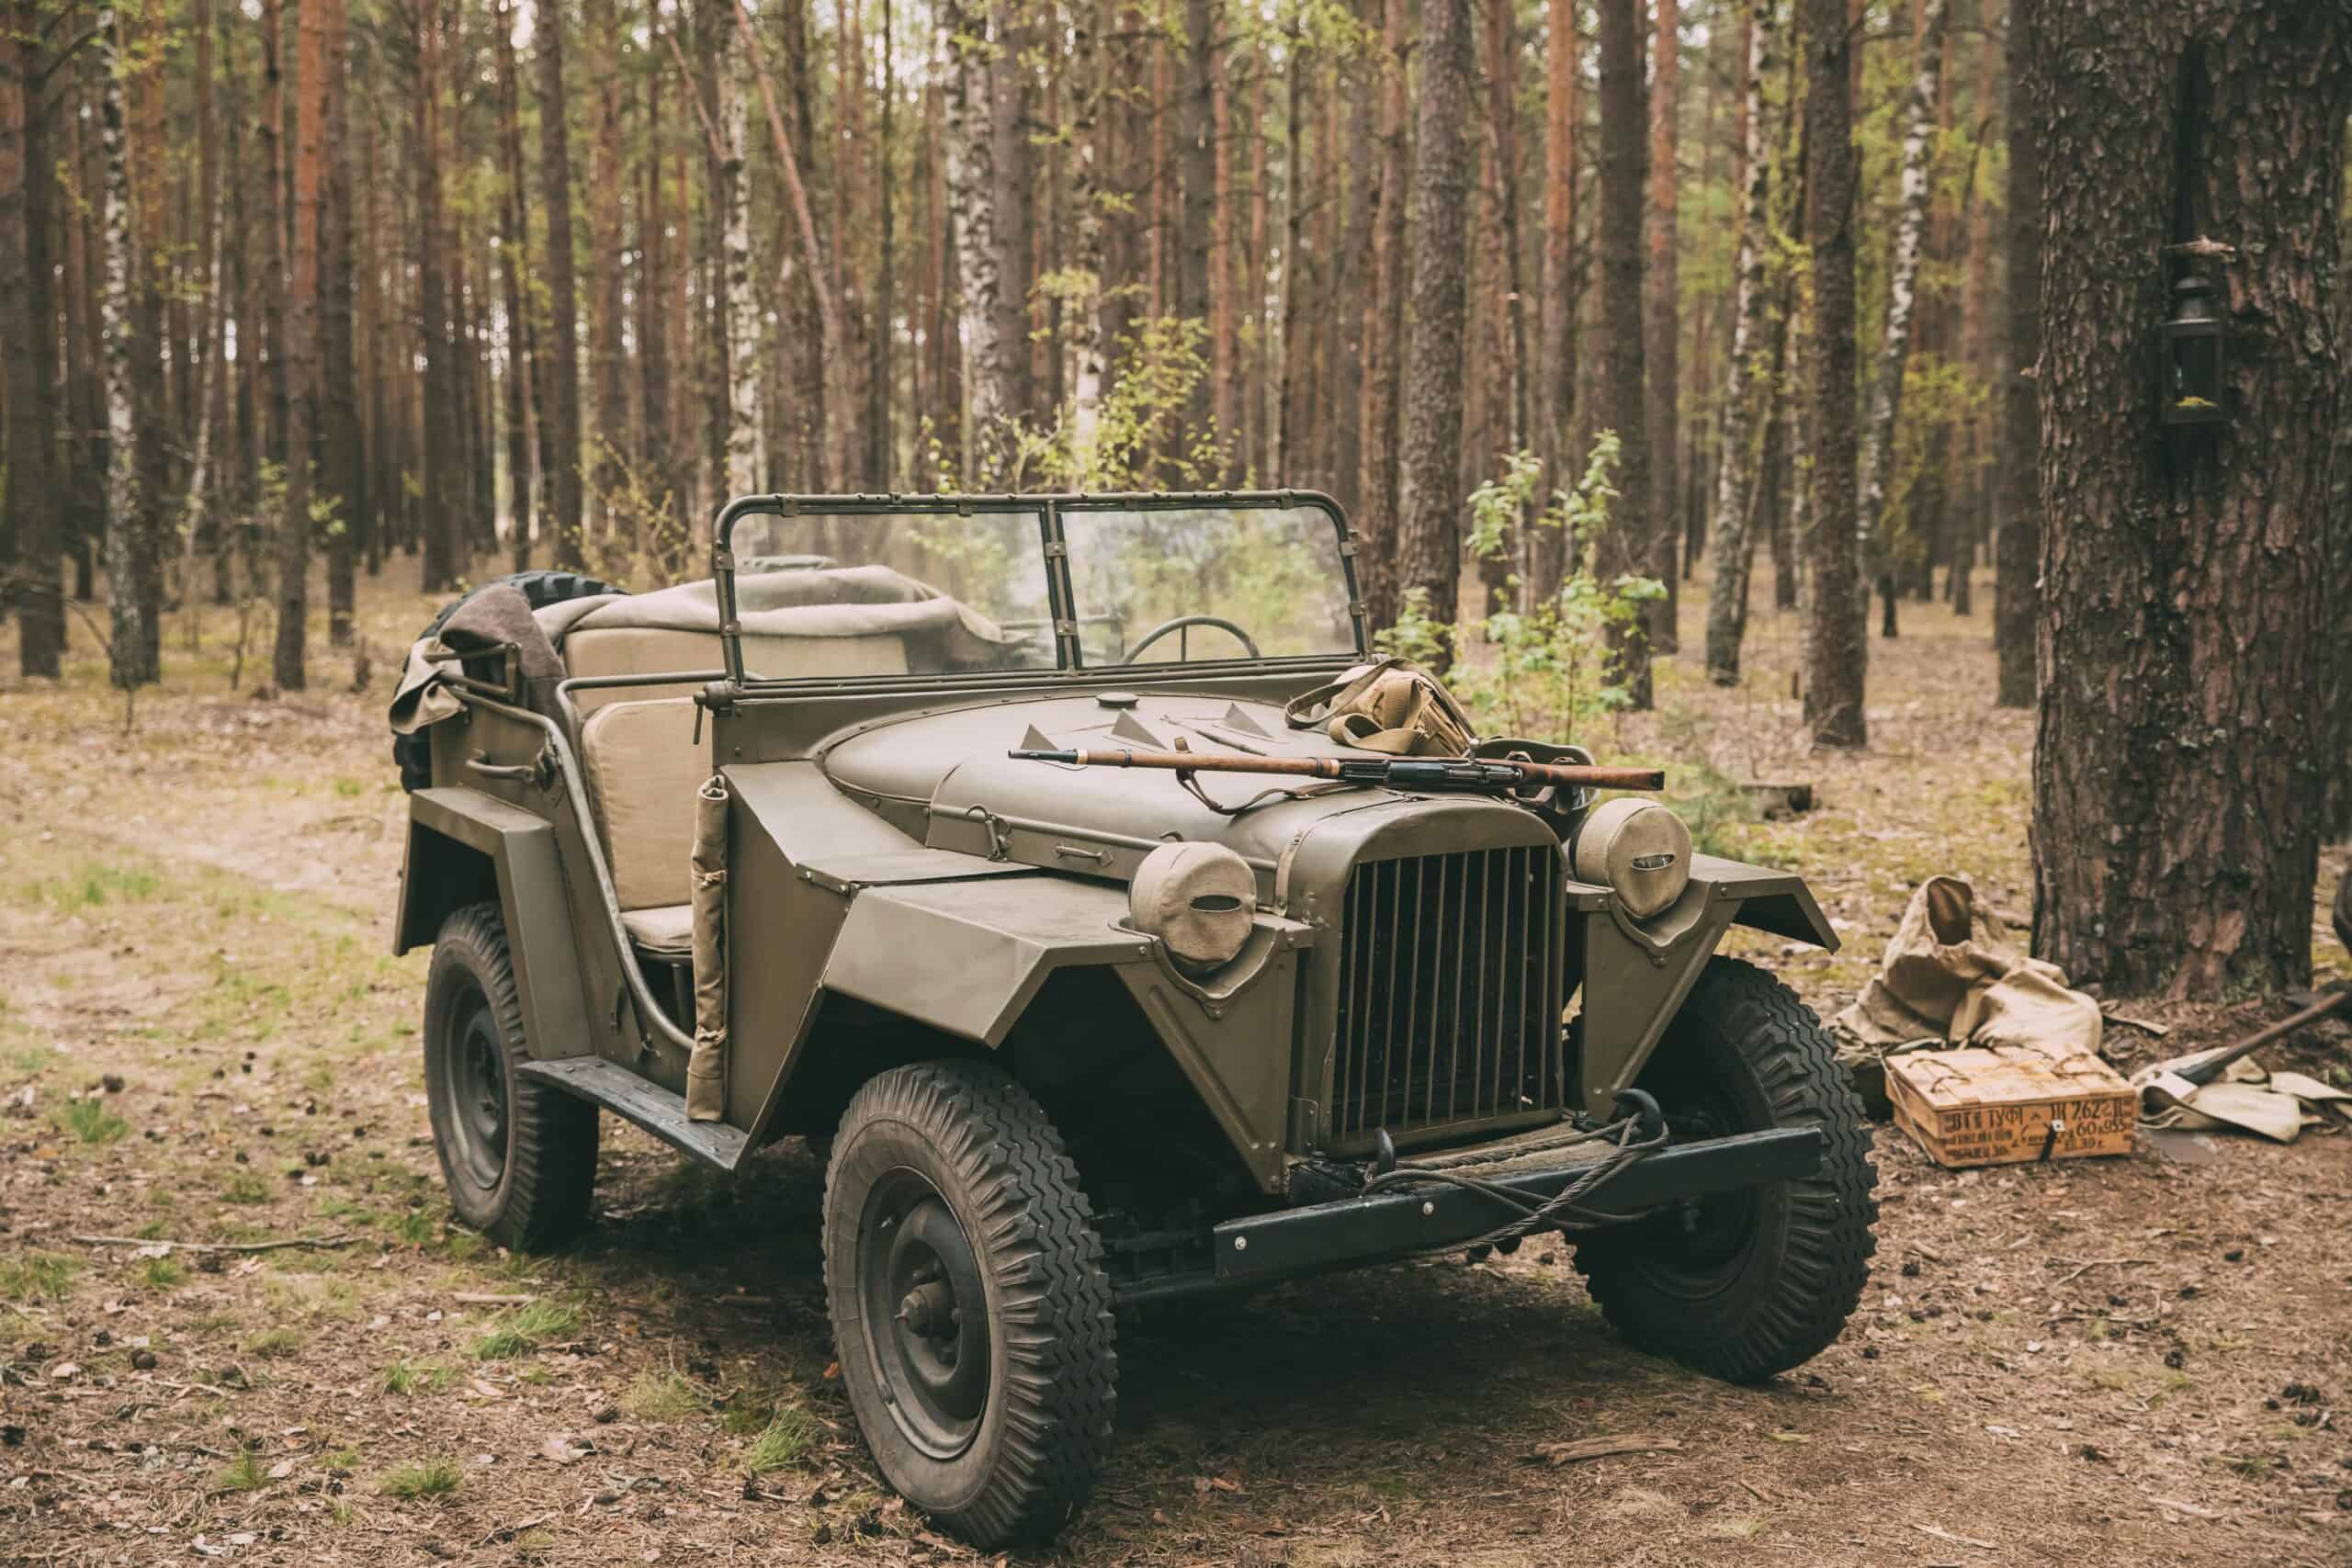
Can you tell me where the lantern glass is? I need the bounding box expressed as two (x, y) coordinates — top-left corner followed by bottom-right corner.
(2159, 276), (2227, 427)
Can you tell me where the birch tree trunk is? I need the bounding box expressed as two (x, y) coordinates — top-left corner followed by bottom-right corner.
(99, 6), (159, 688)
(1857, 0), (1949, 641)
(717, 58), (761, 493)
(1702, 1), (1772, 684)
(944, 0), (1009, 475)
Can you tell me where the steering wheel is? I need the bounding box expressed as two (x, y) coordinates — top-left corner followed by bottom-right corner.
(1121, 615), (1261, 663)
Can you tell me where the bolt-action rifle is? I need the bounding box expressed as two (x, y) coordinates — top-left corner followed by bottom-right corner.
(1008, 746), (1665, 795)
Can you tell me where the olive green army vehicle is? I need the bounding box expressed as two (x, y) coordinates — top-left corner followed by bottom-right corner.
(389, 491), (1875, 1547)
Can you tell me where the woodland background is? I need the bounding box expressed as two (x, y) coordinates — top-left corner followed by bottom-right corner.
(1, 0), (2348, 1000)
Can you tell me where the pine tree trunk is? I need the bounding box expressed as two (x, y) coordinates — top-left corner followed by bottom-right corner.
(415, 0), (461, 590)
(320, 0), (359, 648)
(272, 0), (331, 690)
(538, 0), (585, 567)
(2030, 0), (2347, 995)
(584, 0), (628, 528)
(1352, 0), (1409, 629)
(1179, 0), (1215, 439)
(1799, 0), (1864, 747)
(1393, 0), (1476, 655)
(1702, 1), (1771, 684)
(3, 0), (62, 676)
(495, 0), (537, 570)
(1644, 0), (1680, 652)
(1531, 0), (1578, 605)
(1993, 0), (2039, 708)
(1595, 0), (1651, 704)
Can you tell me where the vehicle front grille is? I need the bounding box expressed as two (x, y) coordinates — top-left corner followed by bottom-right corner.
(1328, 845), (1567, 1148)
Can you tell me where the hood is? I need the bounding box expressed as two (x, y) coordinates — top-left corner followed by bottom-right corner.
(819, 690), (1556, 916)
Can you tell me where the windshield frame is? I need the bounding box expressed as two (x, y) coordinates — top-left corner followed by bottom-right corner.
(709, 491), (1368, 693)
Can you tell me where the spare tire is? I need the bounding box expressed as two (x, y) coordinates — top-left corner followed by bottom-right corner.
(392, 569), (628, 793)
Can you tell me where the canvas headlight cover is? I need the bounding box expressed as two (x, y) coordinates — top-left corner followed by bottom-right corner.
(1129, 841), (1258, 973)
(1573, 797), (1692, 920)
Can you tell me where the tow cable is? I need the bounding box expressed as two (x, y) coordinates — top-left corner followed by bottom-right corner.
(1362, 1089), (1673, 1258)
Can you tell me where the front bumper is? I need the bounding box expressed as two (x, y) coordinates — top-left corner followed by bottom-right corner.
(1114, 1126), (1824, 1304)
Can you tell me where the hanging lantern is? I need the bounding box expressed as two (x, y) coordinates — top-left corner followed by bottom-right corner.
(2158, 274), (2227, 427)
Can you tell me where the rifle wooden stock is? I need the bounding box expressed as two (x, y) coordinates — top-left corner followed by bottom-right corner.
(1010, 747), (1666, 792)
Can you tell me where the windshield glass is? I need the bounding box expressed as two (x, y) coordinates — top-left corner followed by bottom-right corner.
(1060, 503), (1358, 665)
(722, 499), (1358, 682)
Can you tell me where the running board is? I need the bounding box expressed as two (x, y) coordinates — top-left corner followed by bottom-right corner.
(517, 1056), (751, 1171)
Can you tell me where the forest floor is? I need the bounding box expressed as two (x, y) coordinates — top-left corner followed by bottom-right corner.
(2, 559), (2348, 1568)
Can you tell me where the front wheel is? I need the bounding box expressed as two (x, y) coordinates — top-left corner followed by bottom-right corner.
(823, 1062), (1117, 1547)
(423, 903), (599, 1250)
(1574, 957), (1878, 1382)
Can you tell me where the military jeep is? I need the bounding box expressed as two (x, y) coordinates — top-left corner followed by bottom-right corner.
(389, 491), (1875, 1546)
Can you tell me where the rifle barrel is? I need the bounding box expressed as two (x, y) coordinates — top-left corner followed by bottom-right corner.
(1007, 748), (1665, 791)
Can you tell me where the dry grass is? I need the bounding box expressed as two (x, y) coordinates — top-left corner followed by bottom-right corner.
(1, 555), (2345, 1566)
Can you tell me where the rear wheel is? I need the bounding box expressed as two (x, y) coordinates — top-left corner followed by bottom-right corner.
(393, 570), (626, 791)
(823, 1062), (1116, 1547)
(1574, 957), (1877, 1382)
(423, 903), (598, 1249)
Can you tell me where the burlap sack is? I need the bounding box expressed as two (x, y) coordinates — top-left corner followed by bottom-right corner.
(1835, 875), (2103, 1061)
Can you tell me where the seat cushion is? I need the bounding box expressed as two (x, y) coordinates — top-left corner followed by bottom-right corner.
(618, 904), (695, 958)
(578, 697), (707, 911)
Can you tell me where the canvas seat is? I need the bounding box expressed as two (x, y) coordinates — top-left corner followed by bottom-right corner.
(578, 697), (708, 970)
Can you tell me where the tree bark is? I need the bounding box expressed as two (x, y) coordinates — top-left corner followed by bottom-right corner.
(537, 0), (585, 568)
(416, 0), (463, 590)
(2, 0), (61, 676)
(1595, 0), (1651, 704)
(1392, 0), (1476, 653)
(1179, 0), (1215, 441)
(1994, 0), (2039, 708)
(1352, 0), (1408, 626)
(1857, 0), (1949, 644)
(1799, 0), (1864, 748)
(273, 0), (333, 689)
(320, 0), (360, 648)
(1702, 0), (1771, 684)
(942, 0), (1020, 473)
(1644, 0), (1680, 652)
(495, 0), (537, 570)
(583, 0), (628, 528)
(100, 5), (164, 687)
(2030, 0), (2347, 995)
(1532, 0), (1579, 606)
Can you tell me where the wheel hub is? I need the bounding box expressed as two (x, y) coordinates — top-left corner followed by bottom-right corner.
(861, 1182), (991, 1460)
(439, 987), (508, 1190)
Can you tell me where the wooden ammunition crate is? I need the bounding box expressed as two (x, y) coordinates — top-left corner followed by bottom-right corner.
(1886, 1046), (2136, 1168)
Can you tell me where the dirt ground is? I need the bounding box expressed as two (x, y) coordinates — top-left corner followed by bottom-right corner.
(3, 562), (2348, 1568)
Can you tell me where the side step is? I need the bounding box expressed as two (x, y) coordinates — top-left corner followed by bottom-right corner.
(517, 1056), (750, 1171)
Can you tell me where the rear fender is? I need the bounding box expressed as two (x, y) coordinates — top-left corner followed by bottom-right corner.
(395, 787), (593, 1061)
(1575, 854), (1838, 1115)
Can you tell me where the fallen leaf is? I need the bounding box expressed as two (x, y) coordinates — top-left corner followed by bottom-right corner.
(540, 1433), (594, 1467)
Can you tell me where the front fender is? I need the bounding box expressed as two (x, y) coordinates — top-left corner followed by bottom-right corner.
(1575, 854), (1838, 1115)
(395, 787), (593, 1062)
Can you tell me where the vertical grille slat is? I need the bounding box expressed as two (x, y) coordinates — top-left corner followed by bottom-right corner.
(1326, 844), (1567, 1149)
